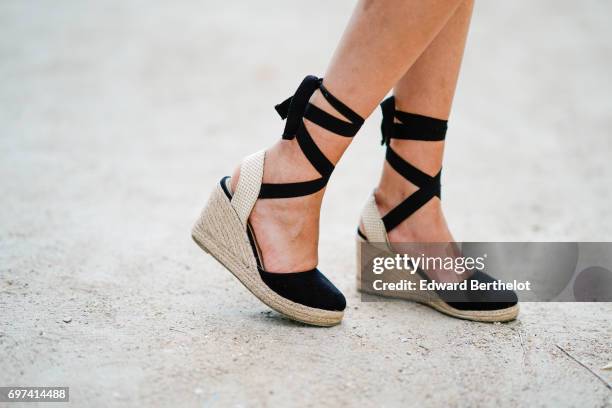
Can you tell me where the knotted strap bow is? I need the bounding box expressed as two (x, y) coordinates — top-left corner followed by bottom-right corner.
(258, 75), (364, 199)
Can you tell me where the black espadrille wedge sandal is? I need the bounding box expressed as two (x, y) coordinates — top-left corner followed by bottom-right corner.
(192, 75), (364, 326)
(356, 96), (518, 322)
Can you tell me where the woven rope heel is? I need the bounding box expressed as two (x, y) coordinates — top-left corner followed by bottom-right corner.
(356, 97), (519, 323)
(193, 76), (364, 326)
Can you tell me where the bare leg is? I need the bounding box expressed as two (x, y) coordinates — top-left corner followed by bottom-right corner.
(231, 0), (464, 272)
(375, 0), (475, 243)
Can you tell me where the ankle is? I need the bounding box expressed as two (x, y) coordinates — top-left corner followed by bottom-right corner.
(376, 183), (441, 213)
(265, 140), (321, 182)
(385, 199), (451, 243)
(387, 139), (445, 176)
(374, 184), (451, 242)
(230, 139), (320, 192)
(374, 162), (419, 215)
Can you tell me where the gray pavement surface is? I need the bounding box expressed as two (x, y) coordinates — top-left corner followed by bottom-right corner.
(1, 0), (611, 407)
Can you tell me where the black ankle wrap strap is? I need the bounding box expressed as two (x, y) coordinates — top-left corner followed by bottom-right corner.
(380, 97), (447, 145)
(259, 75), (364, 199)
(379, 96), (448, 232)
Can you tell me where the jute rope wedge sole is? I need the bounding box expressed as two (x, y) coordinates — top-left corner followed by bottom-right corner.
(356, 199), (519, 323)
(192, 171), (343, 326)
(355, 97), (519, 323)
(355, 233), (519, 323)
(192, 75), (365, 327)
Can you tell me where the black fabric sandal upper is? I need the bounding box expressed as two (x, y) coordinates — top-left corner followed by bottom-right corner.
(414, 268), (518, 311)
(258, 269), (347, 312)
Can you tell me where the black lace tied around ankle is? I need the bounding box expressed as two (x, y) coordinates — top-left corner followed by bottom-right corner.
(258, 75), (364, 199)
(379, 96), (448, 232)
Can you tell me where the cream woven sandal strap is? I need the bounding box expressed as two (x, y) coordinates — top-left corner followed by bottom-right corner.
(231, 150), (265, 226)
(361, 193), (389, 244)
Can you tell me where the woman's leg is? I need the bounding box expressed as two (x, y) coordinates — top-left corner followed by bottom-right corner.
(375, 0), (475, 243)
(231, 0), (464, 272)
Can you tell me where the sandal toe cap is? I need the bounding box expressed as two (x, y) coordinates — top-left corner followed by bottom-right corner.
(259, 268), (346, 312)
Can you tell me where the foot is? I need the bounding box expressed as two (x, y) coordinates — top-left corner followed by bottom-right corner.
(229, 84), (356, 274)
(372, 142), (459, 283)
(375, 185), (461, 283)
(229, 139), (324, 273)
(373, 138), (454, 244)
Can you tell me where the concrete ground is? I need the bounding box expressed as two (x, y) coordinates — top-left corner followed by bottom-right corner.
(1, 0), (611, 406)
